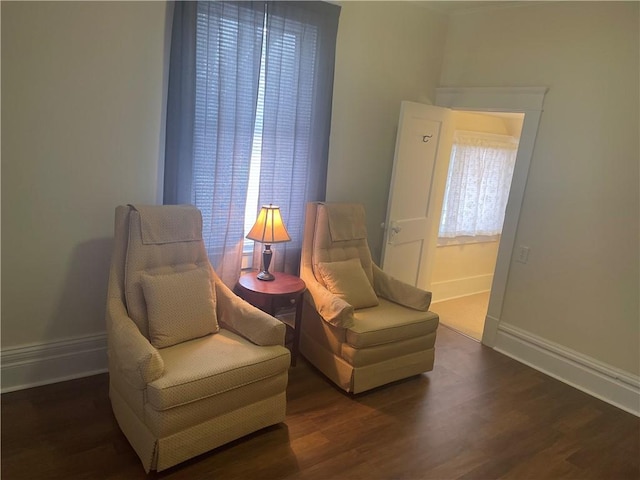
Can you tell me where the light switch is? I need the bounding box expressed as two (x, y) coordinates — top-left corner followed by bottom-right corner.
(516, 245), (530, 264)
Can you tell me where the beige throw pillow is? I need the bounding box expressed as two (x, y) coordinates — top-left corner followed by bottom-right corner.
(141, 266), (219, 348)
(317, 258), (379, 309)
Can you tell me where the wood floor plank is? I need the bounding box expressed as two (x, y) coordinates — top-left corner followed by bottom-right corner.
(2, 326), (638, 479)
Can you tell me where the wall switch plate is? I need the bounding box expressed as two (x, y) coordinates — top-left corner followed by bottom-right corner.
(516, 245), (530, 264)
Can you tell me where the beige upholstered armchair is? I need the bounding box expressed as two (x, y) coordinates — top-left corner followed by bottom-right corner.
(106, 204), (290, 472)
(299, 202), (439, 394)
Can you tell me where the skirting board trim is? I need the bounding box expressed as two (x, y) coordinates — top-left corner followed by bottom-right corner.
(1, 333), (108, 393)
(481, 314), (500, 347)
(494, 323), (640, 417)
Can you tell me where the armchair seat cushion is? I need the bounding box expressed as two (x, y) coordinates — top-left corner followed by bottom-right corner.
(341, 333), (437, 367)
(347, 299), (439, 349)
(147, 330), (290, 411)
(144, 373), (287, 438)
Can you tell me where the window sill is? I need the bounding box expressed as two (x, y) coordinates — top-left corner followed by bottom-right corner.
(437, 235), (500, 247)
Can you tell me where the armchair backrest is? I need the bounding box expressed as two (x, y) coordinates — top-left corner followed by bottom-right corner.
(108, 204), (210, 338)
(301, 202), (375, 288)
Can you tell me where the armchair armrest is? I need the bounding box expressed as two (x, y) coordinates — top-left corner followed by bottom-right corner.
(372, 264), (432, 311)
(213, 275), (286, 346)
(106, 297), (164, 389)
(303, 275), (355, 328)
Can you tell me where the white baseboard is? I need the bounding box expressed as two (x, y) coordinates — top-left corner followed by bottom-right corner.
(1, 333), (108, 393)
(431, 274), (492, 303)
(494, 323), (640, 417)
(481, 314), (500, 347)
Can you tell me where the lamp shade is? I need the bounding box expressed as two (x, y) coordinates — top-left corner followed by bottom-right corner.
(246, 205), (291, 244)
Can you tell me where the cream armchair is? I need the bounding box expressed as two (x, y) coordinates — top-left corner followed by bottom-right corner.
(299, 202), (439, 394)
(106, 204), (290, 472)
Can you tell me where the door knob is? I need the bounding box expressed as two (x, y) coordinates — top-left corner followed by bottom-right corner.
(390, 220), (402, 234)
(389, 221), (402, 242)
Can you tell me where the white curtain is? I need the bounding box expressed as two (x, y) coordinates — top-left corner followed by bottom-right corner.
(164, 2), (266, 287)
(438, 131), (518, 239)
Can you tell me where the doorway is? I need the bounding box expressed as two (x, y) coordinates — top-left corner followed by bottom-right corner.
(435, 87), (547, 347)
(381, 87), (547, 347)
(429, 111), (525, 341)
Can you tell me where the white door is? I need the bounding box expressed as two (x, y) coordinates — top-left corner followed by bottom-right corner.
(381, 101), (454, 288)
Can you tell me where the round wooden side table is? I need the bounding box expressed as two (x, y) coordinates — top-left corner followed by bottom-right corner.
(235, 271), (306, 366)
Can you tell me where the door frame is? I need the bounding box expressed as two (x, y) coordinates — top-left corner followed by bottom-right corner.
(435, 86), (547, 347)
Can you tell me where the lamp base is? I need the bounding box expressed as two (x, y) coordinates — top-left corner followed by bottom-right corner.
(256, 270), (275, 281)
(256, 244), (275, 281)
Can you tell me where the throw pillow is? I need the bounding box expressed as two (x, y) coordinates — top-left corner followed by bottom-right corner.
(317, 258), (379, 309)
(141, 266), (219, 348)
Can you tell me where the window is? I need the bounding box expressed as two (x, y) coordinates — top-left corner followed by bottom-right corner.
(243, 14), (268, 253)
(164, 2), (340, 286)
(438, 131), (518, 243)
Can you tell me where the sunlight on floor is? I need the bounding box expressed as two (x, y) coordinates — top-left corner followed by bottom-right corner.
(431, 292), (490, 341)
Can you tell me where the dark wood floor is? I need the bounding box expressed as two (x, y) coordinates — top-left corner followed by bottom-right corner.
(2, 326), (639, 479)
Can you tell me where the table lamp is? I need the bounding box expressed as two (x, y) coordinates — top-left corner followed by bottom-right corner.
(246, 204), (291, 281)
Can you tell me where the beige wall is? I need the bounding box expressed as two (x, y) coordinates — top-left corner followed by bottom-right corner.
(433, 241), (501, 283)
(1, 2), (168, 347)
(452, 111), (510, 135)
(440, 2), (639, 375)
(326, 1), (448, 261)
(431, 240), (500, 301)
